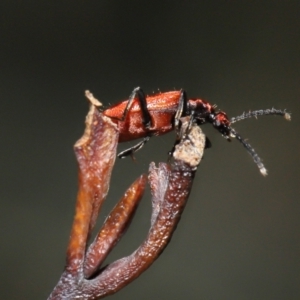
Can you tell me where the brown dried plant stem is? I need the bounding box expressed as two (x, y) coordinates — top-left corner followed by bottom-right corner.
(48, 93), (206, 300)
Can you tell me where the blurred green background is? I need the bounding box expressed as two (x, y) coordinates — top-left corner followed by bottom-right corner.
(1, 1), (299, 299)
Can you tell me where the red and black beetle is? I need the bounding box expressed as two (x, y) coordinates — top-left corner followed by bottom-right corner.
(103, 87), (290, 175)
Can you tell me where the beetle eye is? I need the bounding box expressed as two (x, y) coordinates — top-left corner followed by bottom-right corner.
(214, 119), (221, 126)
(208, 113), (215, 122)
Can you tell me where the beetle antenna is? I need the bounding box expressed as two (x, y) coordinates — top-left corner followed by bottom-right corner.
(229, 127), (268, 176)
(230, 108), (291, 124)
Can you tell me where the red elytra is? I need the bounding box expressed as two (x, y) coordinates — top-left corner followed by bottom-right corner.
(104, 91), (205, 141)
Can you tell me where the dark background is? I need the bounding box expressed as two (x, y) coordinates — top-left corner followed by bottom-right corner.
(1, 1), (299, 299)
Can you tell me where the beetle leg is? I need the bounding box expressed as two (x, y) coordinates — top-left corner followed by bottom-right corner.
(205, 137), (212, 149)
(167, 90), (189, 159)
(173, 90), (189, 143)
(173, 90), (188, 130)
(168, 90), (188, 160)
(117, 87), (154, 159)
(118, 136), (151, 159)
(121, 87), (153, 129)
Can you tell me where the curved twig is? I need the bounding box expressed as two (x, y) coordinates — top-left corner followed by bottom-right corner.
(48, 93), (206, 300)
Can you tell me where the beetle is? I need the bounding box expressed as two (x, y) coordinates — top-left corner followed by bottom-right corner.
(103, 87), (290, 175)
